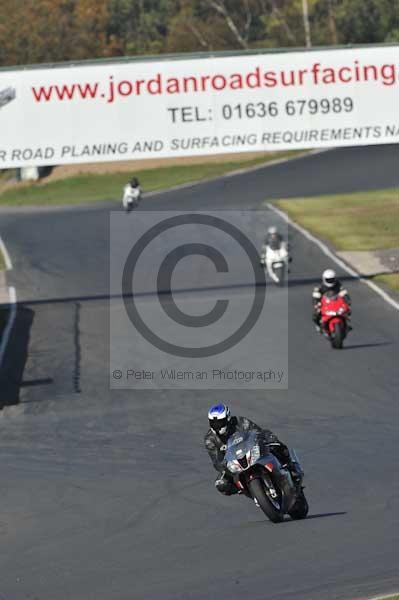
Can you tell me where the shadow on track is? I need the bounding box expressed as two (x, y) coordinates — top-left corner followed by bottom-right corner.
(9, 281), (269, 309)
(304, 511), (347, 520)
(0, 301), (82, 407)
(7, 273), (360, 308)
(0, 306), (33, 408)
(20, 377), (54, 388)
(288, 274), (359, 289)
(343, 342), (393, 350)
(280, 511), (348, 524)
(248, 511), (347, 525)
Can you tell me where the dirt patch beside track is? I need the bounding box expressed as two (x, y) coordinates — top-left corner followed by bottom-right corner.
(43, 151), (273, 182)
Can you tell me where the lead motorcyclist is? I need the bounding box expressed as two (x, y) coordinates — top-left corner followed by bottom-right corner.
(204, 404), (303, 496)
(312, 269), (352, 332)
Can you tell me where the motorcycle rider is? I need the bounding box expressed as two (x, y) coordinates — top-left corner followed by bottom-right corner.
(265, 226), (283, 250)
(260, 227), (292, 272)
(312, 269), (351, 332)
(261, 226), (291, 263)
(122, 176), (141, 210)
(129, 176), (140, 190)
(204, 404), (303, 496)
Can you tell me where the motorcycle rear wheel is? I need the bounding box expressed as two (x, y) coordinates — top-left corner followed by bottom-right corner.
(248, 478), (284, 523)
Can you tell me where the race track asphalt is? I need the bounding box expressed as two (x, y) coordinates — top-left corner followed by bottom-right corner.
(0, 144), (398, 600)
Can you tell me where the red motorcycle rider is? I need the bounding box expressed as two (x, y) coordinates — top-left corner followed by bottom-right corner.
(312, 269), (351, 332)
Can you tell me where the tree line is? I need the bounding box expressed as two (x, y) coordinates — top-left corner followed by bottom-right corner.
(1, 0), (399, 68)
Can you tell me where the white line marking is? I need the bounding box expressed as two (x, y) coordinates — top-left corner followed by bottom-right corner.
(0, 286), (17, 368)
(267, 202), (399, 312)
(0, 235), (13, 270)
(0, 235), (16, 370)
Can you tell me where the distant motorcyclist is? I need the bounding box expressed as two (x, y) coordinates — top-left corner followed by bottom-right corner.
(122, 176), (141, 211)
(312, 269), (351, 332)
(204, 404), (303, 496)
(260, 226), (291, 270)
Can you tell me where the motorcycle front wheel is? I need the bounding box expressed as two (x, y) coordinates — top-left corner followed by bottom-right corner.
(331, 322), (344, 349)
(273, 265), (285, 286)
(248, 478), (284, 523)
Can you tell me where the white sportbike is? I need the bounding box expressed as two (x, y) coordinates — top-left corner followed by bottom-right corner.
(260, 243), (289, 286)
(122, 185), (141, 212)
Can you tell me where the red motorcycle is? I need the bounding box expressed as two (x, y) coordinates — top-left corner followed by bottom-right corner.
(320, 292), (351, 349)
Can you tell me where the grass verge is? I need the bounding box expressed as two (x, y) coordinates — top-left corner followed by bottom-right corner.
(276, 188), (399, 252)
(0, 151), (302, 206)
(373, 273), (399, 292)
(275, 188), (399, 295)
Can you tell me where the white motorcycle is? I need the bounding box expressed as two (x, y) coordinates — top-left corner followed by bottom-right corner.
(122, 184), (141, 212)
(260, 243), (289, 286)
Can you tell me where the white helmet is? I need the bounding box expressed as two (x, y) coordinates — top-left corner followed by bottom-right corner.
(268, 226), (278, 235)
(208, 404), (231, 436)
(322, 269), (337, 288)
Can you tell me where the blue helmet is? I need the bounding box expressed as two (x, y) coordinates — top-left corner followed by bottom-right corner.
(208, 403), (231, 435)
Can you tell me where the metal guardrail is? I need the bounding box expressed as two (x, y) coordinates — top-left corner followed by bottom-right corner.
(1, 42), (399, 73)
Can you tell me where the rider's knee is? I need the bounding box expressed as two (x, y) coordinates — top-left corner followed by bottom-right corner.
(215, 477), (236, 496)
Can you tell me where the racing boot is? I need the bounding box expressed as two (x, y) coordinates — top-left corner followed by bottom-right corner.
(287, 449), (304, 486)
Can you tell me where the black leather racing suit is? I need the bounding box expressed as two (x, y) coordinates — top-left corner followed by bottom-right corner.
(312, 280), (351, 328)
(204, 416), (300, 496)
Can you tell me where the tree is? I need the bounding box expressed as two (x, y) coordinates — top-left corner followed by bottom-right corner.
(106, 0), (175, 56)
(0, 0), (110, 66)
(73, 0), (109, 60)
(166, 0), (267, 53)
(259, 0), (316, 48)
(334, 0), (399, 44)
(301, 0), (312, 48)
(1, 0), (399, 68)
(206, 0), (254, 49)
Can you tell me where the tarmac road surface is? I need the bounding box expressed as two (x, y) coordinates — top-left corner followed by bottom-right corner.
(0, 144), (398, 600)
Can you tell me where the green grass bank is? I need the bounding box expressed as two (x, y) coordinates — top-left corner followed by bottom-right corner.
(277, 188), (399, 252)
(275, 188), (399, 294)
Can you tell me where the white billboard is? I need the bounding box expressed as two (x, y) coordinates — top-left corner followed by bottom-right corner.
(1, 45), (399, 167)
